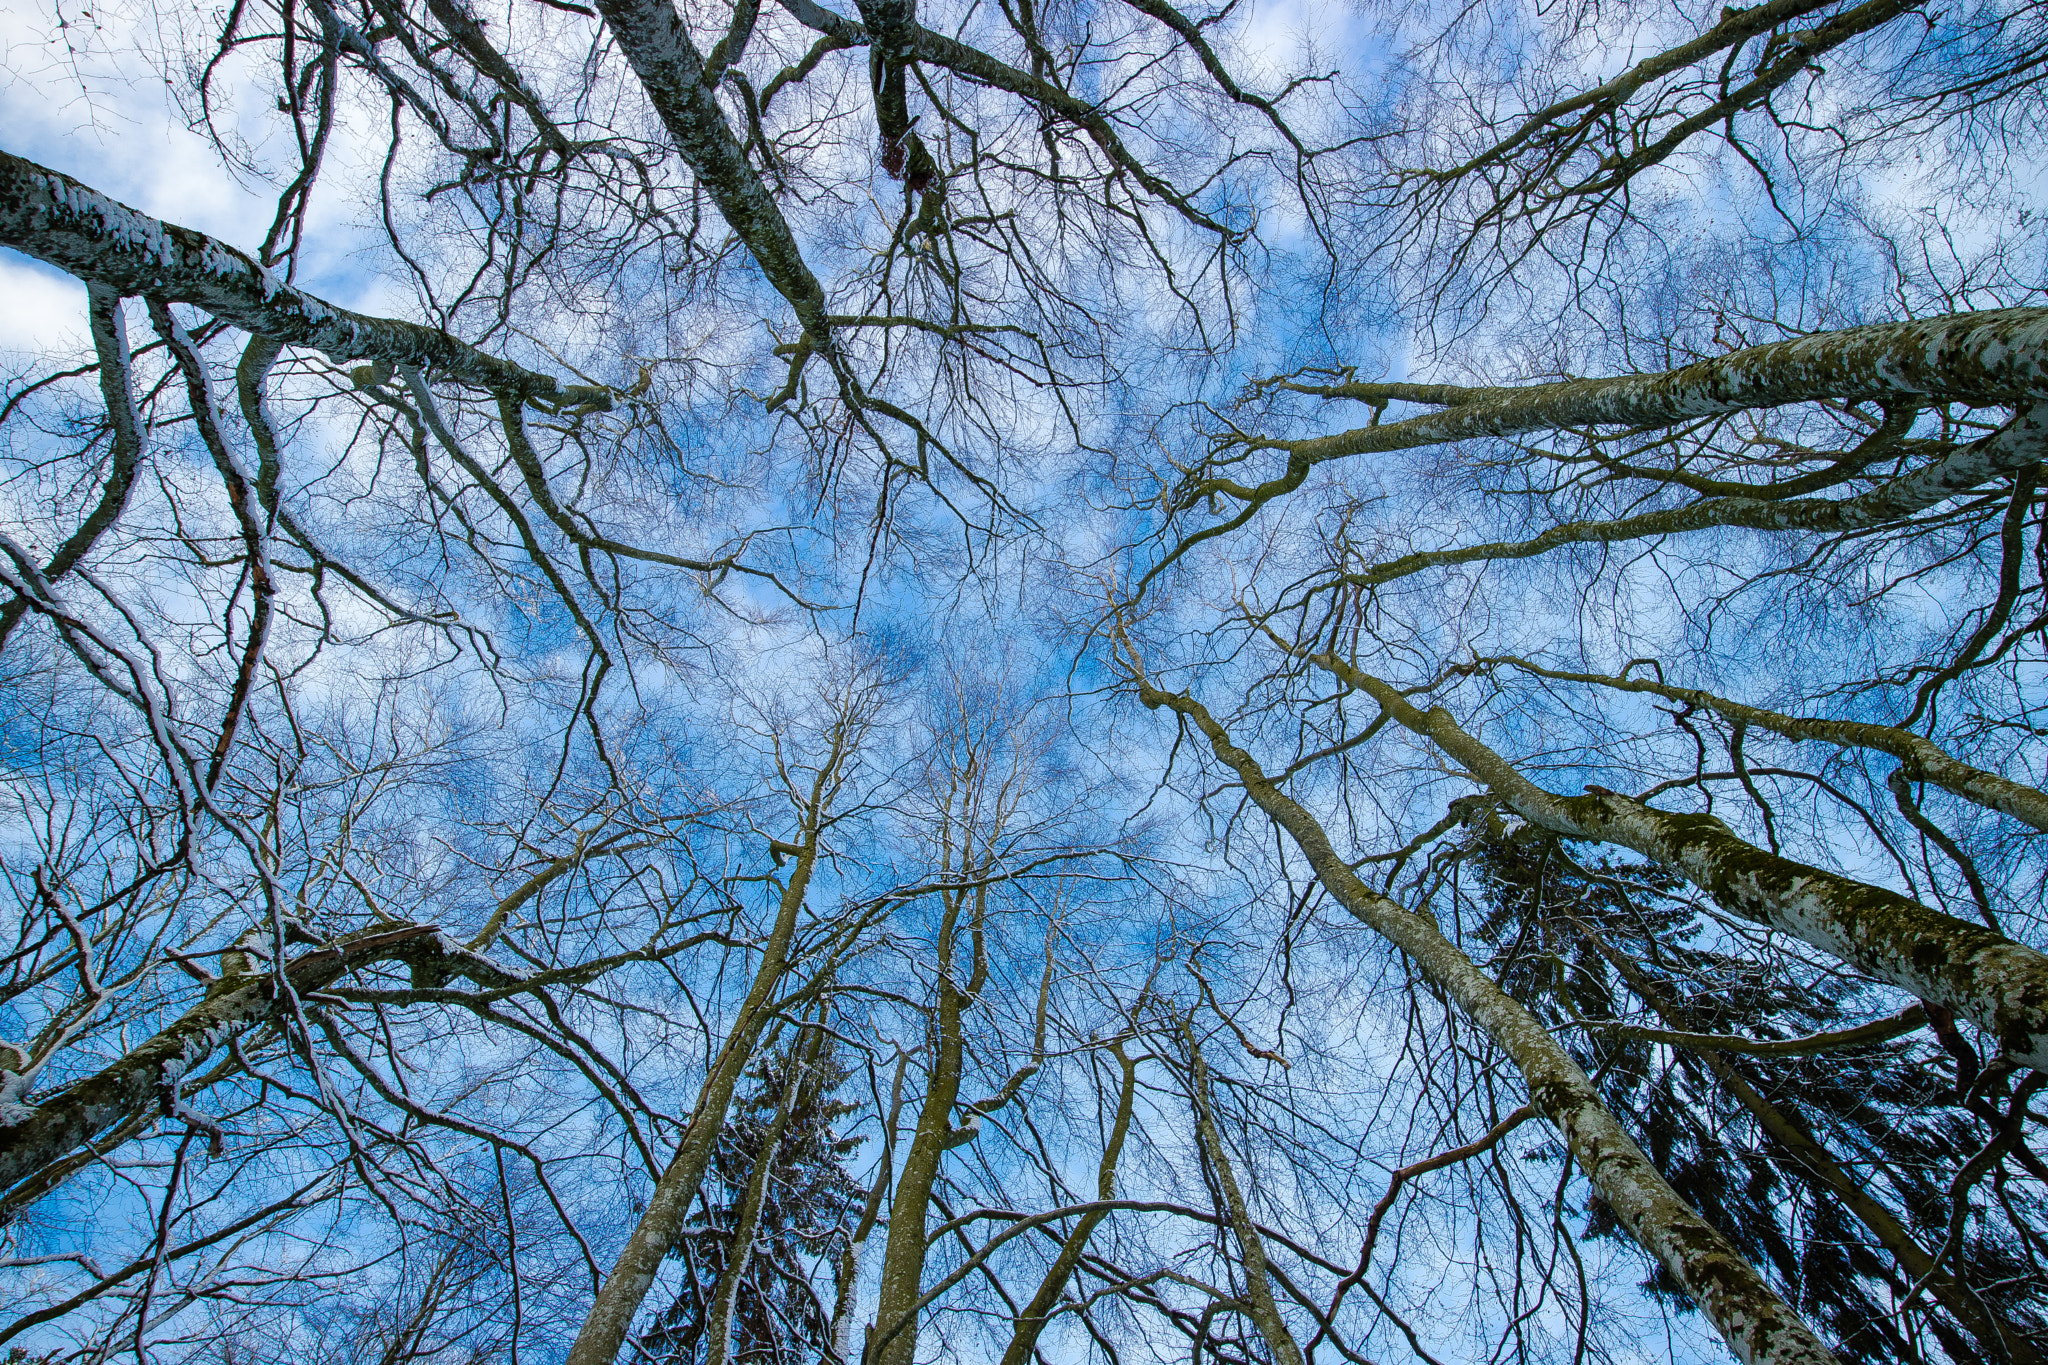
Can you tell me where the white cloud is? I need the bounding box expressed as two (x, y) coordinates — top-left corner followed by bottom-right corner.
(0, 256), (88, 357)
(0, 0), (403, 356)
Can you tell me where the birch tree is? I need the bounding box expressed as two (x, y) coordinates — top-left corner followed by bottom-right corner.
(3, 0), (2046, 1356)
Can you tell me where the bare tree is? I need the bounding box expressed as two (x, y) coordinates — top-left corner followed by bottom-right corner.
(4, 0), (2046, 1357)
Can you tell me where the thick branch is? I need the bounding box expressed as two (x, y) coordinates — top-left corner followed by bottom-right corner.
(1290, 405), (2048, 600)
(0, 923), (519, 1197)
(0, 149), (601, 403)
(0, 284), (146, 650)
(1582, 1003), (1929, 1057)
(1488, 656), (2048, 834)
(1116, 638), (1839, 1365)
(1585, 936), (2039, 1365)
(566, 735), (849, 1365)
(590, 0), (834, 346)
(1164, 309), (2048, 571)
(1321, 657), (2048, 1070)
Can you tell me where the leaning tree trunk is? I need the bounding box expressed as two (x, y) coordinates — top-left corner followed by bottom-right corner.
(1120, 650), (1841, 1365)
(0, 923), (526, 1200)
(1179, 1018), (1306, 1365)
(1579, 928), (2043, 1365)
(1323, 657), (2048, 1071)
(564, 813), (827, 1365)
(583, 0), (834, 348)
(996, 1043), (1137, 1365)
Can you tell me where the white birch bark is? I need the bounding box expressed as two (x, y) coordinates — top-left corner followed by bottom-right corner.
(0, 150), (599, 403)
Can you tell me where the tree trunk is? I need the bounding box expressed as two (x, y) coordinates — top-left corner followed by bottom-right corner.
(868, 881), (981, 1365)
(1327, 658), (2048, 1070)
(565, 821), (825, 1365)
(1584, 927), (2043, 1365)
(996, 1043), (1137, 1365)
(1180, 1018), (1306, 1365)
(1123, 655), (1840, 1365)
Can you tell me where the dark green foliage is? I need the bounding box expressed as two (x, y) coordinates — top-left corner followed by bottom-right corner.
(639, 1046), (866, 1365)
(1467, 825), (2048, 1364)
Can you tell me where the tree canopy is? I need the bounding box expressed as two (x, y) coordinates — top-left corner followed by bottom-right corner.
(1, 0), (2046, 1361)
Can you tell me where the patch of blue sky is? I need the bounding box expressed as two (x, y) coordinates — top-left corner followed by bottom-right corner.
(0, 0), (396, 352)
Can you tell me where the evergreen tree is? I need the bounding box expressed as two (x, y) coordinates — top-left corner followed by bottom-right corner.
(640, 1044), (866, 1365)
(1466, 824), (2048, 1364)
